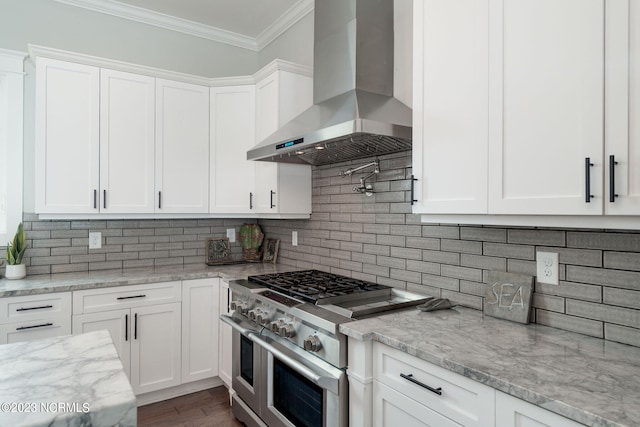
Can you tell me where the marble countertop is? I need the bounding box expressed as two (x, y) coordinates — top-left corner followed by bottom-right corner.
(0, 330), (136, 427)
(340, 307), (640, 427)
(0, 263), (299, 298)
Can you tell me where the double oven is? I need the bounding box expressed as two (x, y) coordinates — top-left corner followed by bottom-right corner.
(221, 270), (430, 427)
(223, 314), (347, 427)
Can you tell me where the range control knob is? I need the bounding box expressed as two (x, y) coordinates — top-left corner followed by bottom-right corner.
(248, 309), (260, 322)
(269, 320), (284, 333)
(239, 305), (250, 316)
(256, 312), (269, 325)
(303, 335), (322, 352)
(229, 300), (240, 311)
(278, 323), (296, 338)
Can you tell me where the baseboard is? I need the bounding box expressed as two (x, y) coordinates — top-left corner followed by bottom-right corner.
(136, 377), (224, 406)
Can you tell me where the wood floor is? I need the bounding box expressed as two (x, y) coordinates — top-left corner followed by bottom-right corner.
(137, 386), (243, 427)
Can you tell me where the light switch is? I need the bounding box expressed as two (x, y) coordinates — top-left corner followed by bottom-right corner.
(227, 228), (236, 243)
(89, 232), (102, 249)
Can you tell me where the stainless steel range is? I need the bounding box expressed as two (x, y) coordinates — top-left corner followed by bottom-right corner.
(221, 270), (430, 427)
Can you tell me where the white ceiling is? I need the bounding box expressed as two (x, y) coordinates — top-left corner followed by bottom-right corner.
(114, 0), (301, 38)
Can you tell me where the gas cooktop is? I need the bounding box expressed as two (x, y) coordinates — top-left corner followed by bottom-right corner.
(248, 269), (389, 303)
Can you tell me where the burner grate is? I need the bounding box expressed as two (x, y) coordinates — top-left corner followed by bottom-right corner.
(248, 270), (388, 303)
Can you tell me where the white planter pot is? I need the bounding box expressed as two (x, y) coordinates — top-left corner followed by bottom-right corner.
(4, 264), (26, 280)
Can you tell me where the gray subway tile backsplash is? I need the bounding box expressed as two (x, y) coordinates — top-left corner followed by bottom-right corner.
(5, 152), (640, 348)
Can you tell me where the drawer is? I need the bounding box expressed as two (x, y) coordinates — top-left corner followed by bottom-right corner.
(373, 380), (461, 427)
(0, 292), (72, 324)
(0, 315), (71, 345)
(73, 281), (181, 314)
(373, 342), (495, 427)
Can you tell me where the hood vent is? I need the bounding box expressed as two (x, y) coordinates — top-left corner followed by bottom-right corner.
(247, 0), (412, 166)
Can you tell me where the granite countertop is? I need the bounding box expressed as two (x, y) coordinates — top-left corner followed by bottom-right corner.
(0, 330), (136, 427)
(340, 306), (640, 427)
(0, 263), (299, 298)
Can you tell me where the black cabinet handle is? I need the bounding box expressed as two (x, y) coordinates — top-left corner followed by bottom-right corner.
(249, 192), (253, 210)
(116, 294), (146, 300)
(16, 305), (53, 312)
(158, 191), (162, 209)
(400, 373), (442, 395)
(410, 175), (418, 206)
(103, 189), (107, 209)
(134, 313), (138, 340)
(270, 190), (276, 209)
(94, 189), (97, 209)
(16, 323), (53, 331)
(125, 314), (129, 341)
(585, 158), (594, 203)
(609, 155), (619, 203)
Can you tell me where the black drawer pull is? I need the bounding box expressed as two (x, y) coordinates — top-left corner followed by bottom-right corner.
(16, 305), (53, 312)
(134, 313), (138, 340)
(609, 155), (619, 203)
(400, 373), (442, 395)
(249, 192), (253, 210)
(585, 157), (594, 203)
(410, 175), (418, 206)
(270, 190), (276, 209)
(117, 294), (146, 300)
(16, 322), (53, 331)
(125, 314), (129, 341)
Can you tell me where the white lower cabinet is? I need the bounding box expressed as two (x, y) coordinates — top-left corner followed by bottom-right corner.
(72, 282), (182, 395)
(373, 342), (494, 427)
(181, 278), (220, 383)
(0, 293), (72, 344)
(495, 391), (584, 427)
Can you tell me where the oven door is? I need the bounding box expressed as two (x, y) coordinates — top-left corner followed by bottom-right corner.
(220, 314), (262, 416)
(251, 332), (348, 427)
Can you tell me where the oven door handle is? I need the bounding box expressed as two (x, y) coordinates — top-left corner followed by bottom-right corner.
(249, 333), (341, 394)
(220, 314), (260, 336)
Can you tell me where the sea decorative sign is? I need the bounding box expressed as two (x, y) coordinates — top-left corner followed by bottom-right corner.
(484, 271), (534, 324)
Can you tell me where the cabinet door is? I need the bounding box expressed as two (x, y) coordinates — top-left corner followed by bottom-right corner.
(412, 0), (489, 214)
(373, 381), (460, 427)
(130, 302), (181, 394)
(35, 58), (100, 214)
(100, 68), (155, 213)
(254, 70), (313, 214)
(496, 391), (583, 427)
(156, 79), (210, 213)
(210, 85), (256, 214)
(218, 280), (232, 388)
(181, 278), (220, 384)
(606, 0), (640, 214)
(488, 0), (604, 215)
(72, 309), (131, 379)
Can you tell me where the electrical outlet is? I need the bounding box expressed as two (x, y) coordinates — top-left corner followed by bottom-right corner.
(89, 232), (102, 249)
(226, 228), (236, 243)
(292, 231), (298, 246)
(536, 251), (558, 285)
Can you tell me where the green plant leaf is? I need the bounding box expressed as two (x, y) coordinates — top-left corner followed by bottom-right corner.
(6, 223), (26, 265)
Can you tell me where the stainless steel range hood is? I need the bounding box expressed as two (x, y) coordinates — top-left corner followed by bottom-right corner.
(247, 0), (412, 166)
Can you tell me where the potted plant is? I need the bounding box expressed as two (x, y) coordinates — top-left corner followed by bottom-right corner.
(5, 223), (27, 279)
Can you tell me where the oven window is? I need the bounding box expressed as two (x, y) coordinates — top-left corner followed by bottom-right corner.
(273, 358), (323, 427)
(240, 335), (253, 386)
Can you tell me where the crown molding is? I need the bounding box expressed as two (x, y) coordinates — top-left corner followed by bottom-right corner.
(51, 0), (314, 52)
(255, 0), (314, 50)
(0, 48), (28, 73)
(253, 59), (313, 83)
(28, 45), (312, 87)
(51, 0), (259, 51)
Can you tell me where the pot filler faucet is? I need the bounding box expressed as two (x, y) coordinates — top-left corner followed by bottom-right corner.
(340, 160), (379, 196)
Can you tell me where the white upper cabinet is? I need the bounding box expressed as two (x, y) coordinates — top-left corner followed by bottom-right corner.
(100, 69), (156, 214)
(156, 79), (210, 213)
(209, 85), (256, 214)
(36, 57), (100, 214)
(605, 0), (640, 215)
(412, 0), (489, 214)
(254, 68), (313, 215)
(488, 0), (604, 215)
